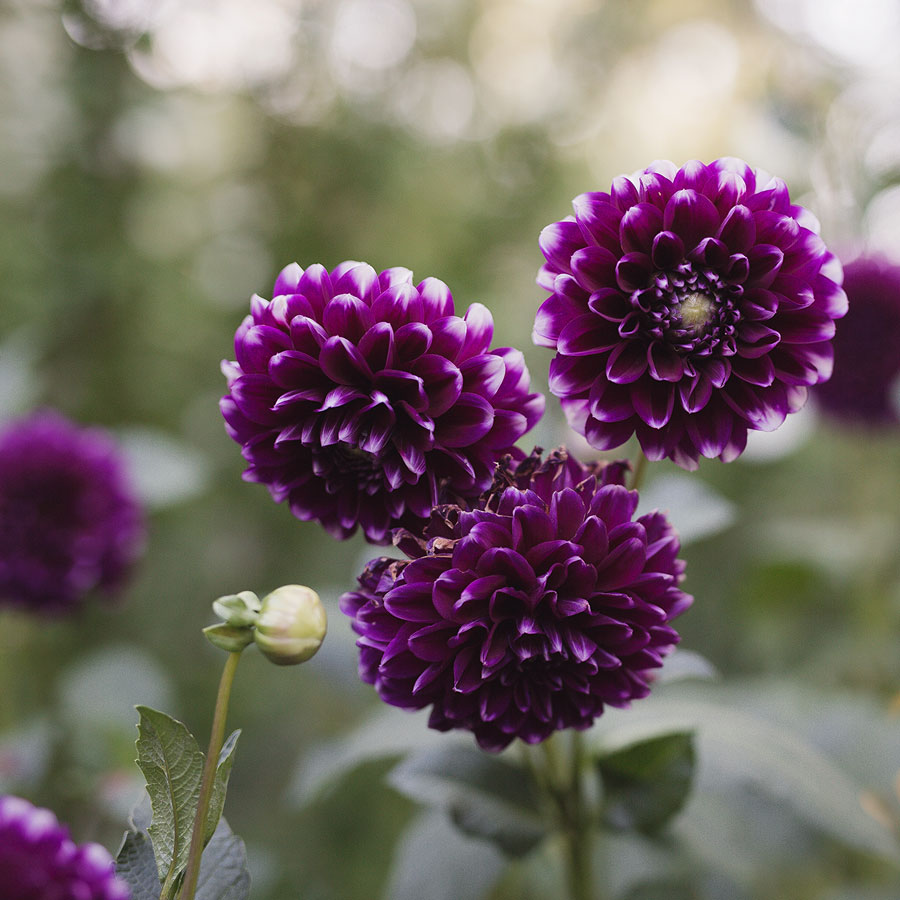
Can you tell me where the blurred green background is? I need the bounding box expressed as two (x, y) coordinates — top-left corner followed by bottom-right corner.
(1, 0), (900, 897)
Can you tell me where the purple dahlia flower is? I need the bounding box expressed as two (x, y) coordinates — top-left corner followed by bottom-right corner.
(221, 261), (544, 543)
(0, 795), (130, 900)
(0, 412), (143, 615)
(814, 255), (900, 426)
(341, 448), (691, 751)
(534, 158), (848, 469)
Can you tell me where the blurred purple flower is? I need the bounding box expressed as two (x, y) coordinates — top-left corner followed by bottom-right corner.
(534, 158), (847, 469)
(221, 261), (544, 543)
(814, 255), (900, 426)
(341, 448), (691, 751)
(0, 412), (143, 615)
(0, 794), (130, 900)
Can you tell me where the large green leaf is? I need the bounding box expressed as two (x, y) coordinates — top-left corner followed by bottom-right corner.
(384, 810), (505, 900)
(135, 705), (205, 886)
(596, 731), (696, 834)
(387, 744), (546, 857)
(116, 802), (250, 900)
(590, 683), (899, 860)
(291, 706), (451, 805)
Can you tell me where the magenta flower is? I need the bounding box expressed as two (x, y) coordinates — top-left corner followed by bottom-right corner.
(221, 261), (544, 543)
(0, 412), (143, 614)
(814, 255), (900, 426)
(341, 449), (691, 751)
(534, 158), (847, 469)
(0, 795), (130, 900)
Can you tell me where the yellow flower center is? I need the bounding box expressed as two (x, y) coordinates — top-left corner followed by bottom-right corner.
(678, 291), (716, 334)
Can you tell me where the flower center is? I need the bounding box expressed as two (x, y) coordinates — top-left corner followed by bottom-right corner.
(677, 291), (716, 334)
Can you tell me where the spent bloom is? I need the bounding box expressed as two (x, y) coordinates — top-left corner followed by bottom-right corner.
(0, 412), (143, 614)
(341, 449), (691, 751)
(814, 254), (900, 426)
(534, 158), (847, 469)
(221, 261), (544, 543)
(0, 794), (130, 900)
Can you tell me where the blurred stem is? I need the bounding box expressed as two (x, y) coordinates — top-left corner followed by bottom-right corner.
(541, 732), (594, 900)
(176, 650), (242, 900)
(630, 451), (648, 492)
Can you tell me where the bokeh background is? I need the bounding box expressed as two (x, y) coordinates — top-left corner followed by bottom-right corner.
(2, 0), (900, 897)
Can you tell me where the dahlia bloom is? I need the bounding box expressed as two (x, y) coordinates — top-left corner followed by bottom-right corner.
(534, 158), (847, 469)
(0, 794), (130, 900)
(221, 261), (544, 543)
(0, 412), (143, 614)
(341, 449), (691, 751)
(814, 255), (900, 425)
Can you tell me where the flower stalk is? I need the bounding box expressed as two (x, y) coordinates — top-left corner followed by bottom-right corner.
(177, 649), (243, 900)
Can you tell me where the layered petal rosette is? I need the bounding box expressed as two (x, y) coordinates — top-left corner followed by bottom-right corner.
(534, 158), (848, 468)
(0, 412), (144, 614)
(341, 449), (691, 751)
(815, 255), (900, 426)
(0, 795), (130, 900)
(222, 262), (544, 543)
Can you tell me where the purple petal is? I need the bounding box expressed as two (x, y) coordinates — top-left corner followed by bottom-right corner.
(663, 190), (721, 250)
(323, 294), (375, 342)
(539, 219), (583, 273)
(461, 354), (506, 398)
(572, 193), (622, 251)
(413, 355), (463, 417)
(615, 252), (653, 292)
(619, 203), (663, 254)
(333, 262), (379, 304)
(571, 246), (619, 292)
(631, 380), (675, 428)
(371, 283), (426, 328)
(606, 341), (649, 383)
(650, 231), (685, 269)
(716, 205), (755, 254)
(746, 244), (784, 288)
(609, 176), (640, 210)
(358, 321), (395, 371)
(418, 277), (455, 320)
(319, 336), (374, 385)
(434, 392), (494, 447)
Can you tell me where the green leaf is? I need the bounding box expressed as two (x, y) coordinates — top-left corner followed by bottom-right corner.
(195, 817), (251, 900)
(385, 810), (505, 900)
(596, 731), (696, 834)
(205, 729), (241, 845)
(388, 745), (547, 857)
(116, 797), (250, 900)
(590, 683), (900, 859)
(290, 706), (449, 805)
(134, 705), (205, 886)
(116, 828), (160, 900)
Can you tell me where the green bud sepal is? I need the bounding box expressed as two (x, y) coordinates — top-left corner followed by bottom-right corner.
(203, 622), (255, 653)
(212, 591), (262, 628)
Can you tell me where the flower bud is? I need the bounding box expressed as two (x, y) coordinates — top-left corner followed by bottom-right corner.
(254, 585), (327, 665)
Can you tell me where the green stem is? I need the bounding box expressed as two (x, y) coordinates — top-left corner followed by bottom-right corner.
(540, 733), (593, 900)
(630, 451), (648, 492)
(562, 732), (592, 900)
(176, 650), (242, 900)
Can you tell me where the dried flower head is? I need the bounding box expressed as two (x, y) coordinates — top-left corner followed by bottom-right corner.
(222, 262), (544, 543)
(341, 449), (691, 751)
(534, 158), (847, 468)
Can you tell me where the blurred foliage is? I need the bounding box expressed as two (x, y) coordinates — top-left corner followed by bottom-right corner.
(1, 0), (900, 898)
